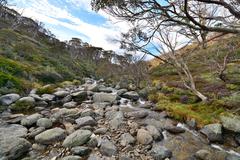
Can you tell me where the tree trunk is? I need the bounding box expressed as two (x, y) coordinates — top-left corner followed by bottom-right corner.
(192, 88), (208, 102)
(171, 56), (208, 102)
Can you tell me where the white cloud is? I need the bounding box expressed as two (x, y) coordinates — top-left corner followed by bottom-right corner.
(66, 0), (92, 11)
(11, 0), (132, 53)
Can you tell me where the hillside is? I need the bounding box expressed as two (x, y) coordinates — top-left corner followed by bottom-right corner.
(0, 7), (144, 96)
(149, 35), (240, 125)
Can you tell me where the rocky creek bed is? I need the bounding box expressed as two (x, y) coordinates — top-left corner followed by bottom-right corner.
(0, 78), (240, 160)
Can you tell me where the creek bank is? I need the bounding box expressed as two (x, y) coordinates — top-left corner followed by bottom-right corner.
(0, 78), (239, 160)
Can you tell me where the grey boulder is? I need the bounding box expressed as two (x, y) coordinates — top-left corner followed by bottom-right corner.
(109, 111), (124, 130)
(100, 139), (117, 157)
(36, 118), (53, 129)
(220, 116), (240, 133)
(63, 130), (92, 148)
(0, 138), (31, 160)
(125, 110), (148, 119)
(71, 146), (91, 156)
(93, 93), (118, 103)
(61, 156), (81, 160)
(200, 123), (223, 142)
(150, 145), (172, 160)
(71, 91), (88, 102)
(137, 129), (153, 145)
(0, 124), (28, 139)
(21, 113), (43, 127)
(54, 91), (69, 98)
(146, 125), (163, 141)
(121, 91), (139, 101)
(75, 116), (97, 128)
(63, 101), (77, 108)
(0, 93), (20, 106)
(35, 127), (66, 144)
(120, 133), (136, 147)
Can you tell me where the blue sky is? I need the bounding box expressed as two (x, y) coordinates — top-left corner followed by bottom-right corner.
(9, 0), (131, 52)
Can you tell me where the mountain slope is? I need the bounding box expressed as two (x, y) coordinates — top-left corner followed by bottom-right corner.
(149, 35), (240, 125)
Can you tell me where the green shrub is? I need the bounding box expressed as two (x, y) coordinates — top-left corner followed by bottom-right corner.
(10, 100), (34, 112)
(35, 71), (63, 84)
(36, 84), (56, 95)
(0, 72), (21, 90)
(161, 86), (174, 94)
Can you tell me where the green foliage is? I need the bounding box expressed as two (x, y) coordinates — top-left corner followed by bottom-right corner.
(0, 56), (28, 76)
(36, 84), (56, 95)
(10, 100), (35, 112)
(161, 86), (174, 94)
(0, 71), (22, 92)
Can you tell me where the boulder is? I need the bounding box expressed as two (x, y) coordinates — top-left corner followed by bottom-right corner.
(17, 97), (35, 106)
(93, 93), (118, 103)
(200, 123), (223, 142)
(146, 125), (163, 141)
(35, 101), (48, 107)
(41, 94), (55, 102)
(109, 111), (124, 130)
(98, 86), (113, 93)
(51, 108), (79, 121)
(21, 113), (43, 127)
(61, 156), (81, 160)
(0, 138), (31, 160)
(121, 91), (139, 101)
(137, 129), (153, 145)
(75, 116), (97, 128)
(10, 97), (36, 111)
(220, 116), (240, 133)
(116, 89), (128, 96)
(29, 94), (43, 101)
(81, 109), (95, 117)
(85, 83), (99, 92)
(35, 127), (66, 144)
(71, 146), (91, 156)
(63, 101), (77, 108)
(54, 91), (69, 98)
(28, 127), (45, 138)
(94, 127), (108, 135)
(194, 149), (212, 160)
(88, 153), (102, 160)
(62, 95), (73, 103)
(165, 126), (185, 134)
(100, 139), (117, 157)
(120, 133), (136, 147)
(0, 124), (28, 139)
(0, 93), (20, 106)
(36, 118), (53, 129)
(62, 130), (92, 148)
(125, 110), (148, 119)
(150, 145), (172, 160)
(71, 91), (88, 102)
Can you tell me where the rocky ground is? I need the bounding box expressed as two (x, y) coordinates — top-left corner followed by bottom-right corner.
(0, 78), (240, 160)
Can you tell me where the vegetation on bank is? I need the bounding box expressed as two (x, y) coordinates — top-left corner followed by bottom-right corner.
(149, 36), (240, 126)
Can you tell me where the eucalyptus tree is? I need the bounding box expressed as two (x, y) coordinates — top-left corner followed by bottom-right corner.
(90, 0), (240, 101)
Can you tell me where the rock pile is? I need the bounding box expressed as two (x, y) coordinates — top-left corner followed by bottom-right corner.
(0, 78), (239, 160)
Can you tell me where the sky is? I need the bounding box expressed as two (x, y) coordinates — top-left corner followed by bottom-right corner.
(9, 0), (132, 54)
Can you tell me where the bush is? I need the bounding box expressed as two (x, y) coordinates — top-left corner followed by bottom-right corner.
(35, 71), (63, 84)
(36, 84), (56, 95)
(161, 86), (174, 94)
(0, 72), (22, 93)
(10, 100), (35, 112)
